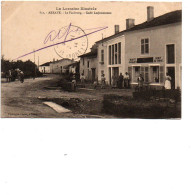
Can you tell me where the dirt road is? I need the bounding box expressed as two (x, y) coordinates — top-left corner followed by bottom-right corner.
(1, 75), (96, 118)
(1, 74), (133, 118)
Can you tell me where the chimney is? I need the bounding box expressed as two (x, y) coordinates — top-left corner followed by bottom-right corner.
(53, 58), (55, 62)
(126, 19), (135, 30)
(147, 6), (154, 22)
(114, 25), (119, 34)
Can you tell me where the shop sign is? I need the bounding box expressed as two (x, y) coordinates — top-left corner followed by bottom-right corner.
(154, 57), (163, 62)
(129, 58), (137, 63)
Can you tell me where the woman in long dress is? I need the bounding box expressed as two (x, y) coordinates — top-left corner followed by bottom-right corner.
(164, 73), (172, 89)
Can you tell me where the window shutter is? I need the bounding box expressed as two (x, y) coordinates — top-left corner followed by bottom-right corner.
(144, 67), (149, 83)
(128, 66), (132, 82)
(159, 66), (164, 83)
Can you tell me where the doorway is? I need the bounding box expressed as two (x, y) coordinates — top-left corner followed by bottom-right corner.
(113, 67), (119, 78)
(167, 67), (175, 89)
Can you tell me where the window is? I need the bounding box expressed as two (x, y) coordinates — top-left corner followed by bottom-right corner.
(133, 66), (140, 82)
(115, 44), (117, 64)
(118, 42), (121, 64)
(141, 38), (149, 54)
(109, 46), (111, 65)
(112, 45), (114, 64)
(101, 50), (104, 62)
(108, 42), (121, 65)
(87, 61), (89, 68)
(101, 70), (104, 75)
(83, 58), (84, 65)
(166, 44), (175, 64)
(150, 66), (159, 83)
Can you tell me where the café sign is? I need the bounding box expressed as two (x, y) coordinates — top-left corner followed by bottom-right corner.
(153, 57), (163, 62)
(129, 58), (137, 63)
(129, 57), (163, 63)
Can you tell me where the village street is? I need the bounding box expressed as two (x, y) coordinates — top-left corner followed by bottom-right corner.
(1, 74), (133, 118)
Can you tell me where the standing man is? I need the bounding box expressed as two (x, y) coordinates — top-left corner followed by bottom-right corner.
(80, 73), (85, 88)
(112, 74), (117, 88)
(137, 74), (144, 92)
(124, 72), (130, 88)
(71, 73), (76, 91)
(118, 73), (124, 89)
(101, 73), (106, 89)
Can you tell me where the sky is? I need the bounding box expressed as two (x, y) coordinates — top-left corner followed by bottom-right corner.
(2, 1), (182, 65)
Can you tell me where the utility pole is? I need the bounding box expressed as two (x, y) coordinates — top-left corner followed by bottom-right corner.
(33, 49), (36, 79)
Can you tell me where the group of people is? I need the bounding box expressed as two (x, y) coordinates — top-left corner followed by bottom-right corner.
(136, 73), (172, 91)
(79, 72), (172, 90)
(111, 72), (131, 89)
(5, 69), (24, 83)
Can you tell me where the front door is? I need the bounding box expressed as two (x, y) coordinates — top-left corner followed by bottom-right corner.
(167, 67), (175, 89)
(113, 67), (119, 78)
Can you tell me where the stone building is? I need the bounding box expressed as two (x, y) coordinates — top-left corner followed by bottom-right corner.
(39, 62), (50, 74)
(50, 58), (76, 74)
(79, 44), (98, 82)
(96, 7), (182, 89)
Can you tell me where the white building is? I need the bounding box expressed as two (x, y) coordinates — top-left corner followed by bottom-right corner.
(39, 62), (50, 73)
(96, 7), (182, 89)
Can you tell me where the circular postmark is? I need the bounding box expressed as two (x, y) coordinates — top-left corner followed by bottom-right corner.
(54, 25), (88, 60)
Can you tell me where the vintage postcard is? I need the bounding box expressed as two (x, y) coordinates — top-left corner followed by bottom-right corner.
(1, 1), (182, 118)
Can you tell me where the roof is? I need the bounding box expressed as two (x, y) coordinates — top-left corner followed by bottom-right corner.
(96, 10), (182, 44)
(50, 58), (74, 64)
(39, 62), (50, 67)
(68, 61), (80, 67)
(78, 50), (97, 58)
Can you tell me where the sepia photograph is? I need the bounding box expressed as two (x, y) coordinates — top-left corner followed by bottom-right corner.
(1, 1), (182, 118)
(1, 2), (195, 195)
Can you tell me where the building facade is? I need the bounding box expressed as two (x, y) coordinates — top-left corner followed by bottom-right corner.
(39, 62), (50, 73)
(50, 58), (76, 74)
(79, 45), (98, 82)
(96, 7), (182, 89)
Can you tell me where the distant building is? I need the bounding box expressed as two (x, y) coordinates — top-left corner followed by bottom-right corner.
(39, 62), (50, 73)
(50, 58), (76, 74)
(68, 61), (80, 75)
(96, 7), (182, 89)
(79, 44), (98, 82)
(68, 61), (80, 80)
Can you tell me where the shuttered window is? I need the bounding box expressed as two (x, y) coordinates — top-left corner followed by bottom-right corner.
(112, 45), (114, 64)
(118, 42), (121, 64)
(108, 42), (121, 65)
(115, 44), (118, 64)
(141, 38), (149, 54)
(109, 46), (111, 65)
(101, 50), (104, 62)
(166, 44), (175, 64)
(149, 66), (159, 83)
(133, 66), (140, 82)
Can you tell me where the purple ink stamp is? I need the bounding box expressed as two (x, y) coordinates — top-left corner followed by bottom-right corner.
(44, 23), (88, 60)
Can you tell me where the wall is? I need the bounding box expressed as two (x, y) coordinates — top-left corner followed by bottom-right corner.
(125, 22), (181, 88)
(50, 59), (75, 74)
(39, 66), (50, 73)
(97, 35), (125, 84)
(80, 56), (98, 81)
